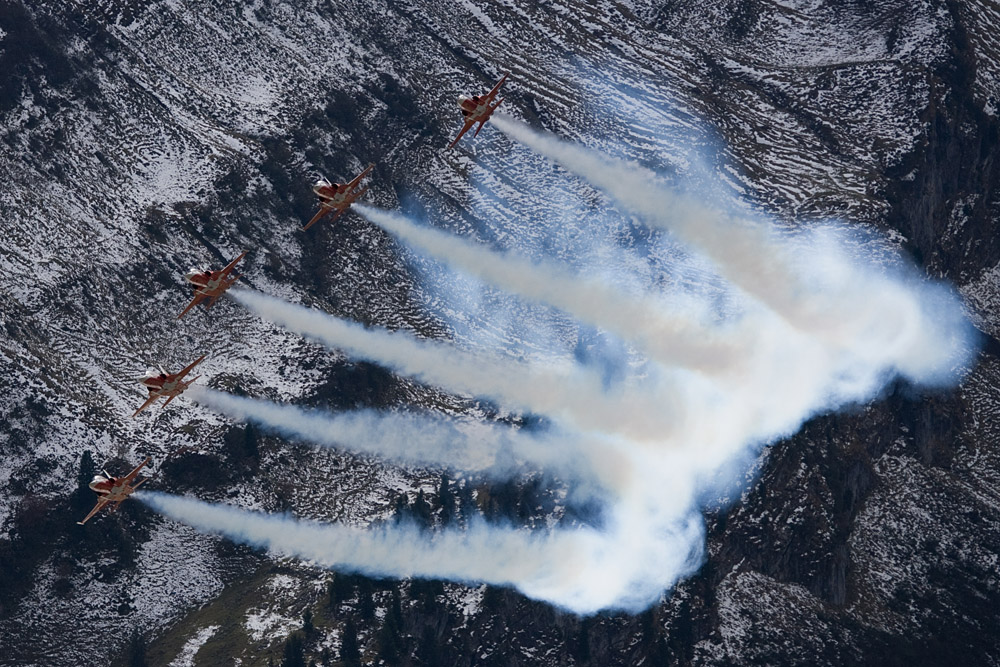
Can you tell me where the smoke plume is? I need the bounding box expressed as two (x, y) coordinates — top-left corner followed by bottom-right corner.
(230, 288), (681, 441)
(137, 490), (704, 613)
(355, 203), (747, 375)
(142, 112), (977, 615)
(189, 385), (625, 487)
(492, 114), (971, 386)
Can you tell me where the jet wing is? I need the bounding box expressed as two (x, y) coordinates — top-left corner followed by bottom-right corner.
(177, 293), (206, 320)
(448, 118), (477, 149)
(77, 496), (112, 525)
(304, 206), (347, 231)
(172, 355), (206, 383)
(132, 393), (161, 418)
(346, 163), (374, 190)
(303, 204), (334, 231)
(122, 457), (152, 485)
(484, 73), (509, 102)
(219, 251), (247, 278)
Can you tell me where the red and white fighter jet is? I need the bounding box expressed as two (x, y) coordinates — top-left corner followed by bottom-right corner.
(177, 251), (247, 319)
(132, 355), (206, 417)
(77, 457), (152, 525)
(449, 73), (508, 149)
(303, 163), (375, 231)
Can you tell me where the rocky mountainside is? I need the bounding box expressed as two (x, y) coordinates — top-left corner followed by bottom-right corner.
(1, 0), (999, 665)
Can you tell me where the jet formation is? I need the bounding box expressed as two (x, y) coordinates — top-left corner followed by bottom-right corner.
(80, 71), (512, 523)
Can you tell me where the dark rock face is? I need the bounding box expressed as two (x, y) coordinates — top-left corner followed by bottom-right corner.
(1, 0), (1000, 665)
(887, 1), (1000, 281)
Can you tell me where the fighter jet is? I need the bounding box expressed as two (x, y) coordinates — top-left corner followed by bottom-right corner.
(177, 251), (246, 319)
(132, 355), (205, 417)
(77, 457), (152, 525)
(449, 73), (508, 149)
(303, 163), (374, 231)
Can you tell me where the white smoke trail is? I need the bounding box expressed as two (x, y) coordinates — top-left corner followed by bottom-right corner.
(493, 114), (971, 386)
(137, 487), (704, 614)
(355, 204), (749, 375)
(146, 111), (978, 616)
(230, 288), (682, 441)
(492, 115), (805, 311)
(189, 385), (629, 489)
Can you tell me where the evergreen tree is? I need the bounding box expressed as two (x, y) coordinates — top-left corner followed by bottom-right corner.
(640, 608), (656, 644)
(77, 450), (96, 488)
(126, 629), (148, 667)
(488, 480), (519, 521)
(73, 450), (96, 510)
(575, 619), (591, 664)
(378, 622), (401, 664)
(357, 576), (376, 620)
(112, 524), (138, 570)
(666, 595), (694, 664)
(302, 607), (314, 635)
(640, 609), (669, 666)
(224, 423), (260, 463)
(647, 637), (670, 667)
(329, 573), (355, 607)
(416, 626), (441, 665)
(392, 493), (410, 524)
(438, 473), (456, 526)
(378, 589), (403, 663)
(387, 588), (403, 629)
(340, 618), (361, 667)
(456, 481), (477, 527)
(281, 633), (306, 667)
(482, 584), (503, 611)
(409, 578), (444, 615)
(244, 422), (260, 459)
(411, 490), (432, 528)
(516, 477), (541, 522)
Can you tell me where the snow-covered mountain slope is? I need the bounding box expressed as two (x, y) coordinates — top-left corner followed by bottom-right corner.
(2, 0), (1000, 664)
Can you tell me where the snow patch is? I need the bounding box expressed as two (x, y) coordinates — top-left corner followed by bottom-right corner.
(168, 625), (220, 667)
